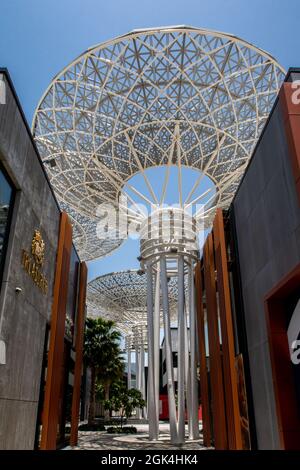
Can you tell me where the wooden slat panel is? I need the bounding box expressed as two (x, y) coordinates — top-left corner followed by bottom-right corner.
(40, 212), (72, 450)
(279, 82), (300, 204)
(203, 233), (227, 450)
(194, 261), (212, 447)
(70, 262), (88, 447)
(213, 209), (243, 450)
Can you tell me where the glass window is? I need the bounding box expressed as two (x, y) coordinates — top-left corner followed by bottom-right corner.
(0, 164), (14, 278)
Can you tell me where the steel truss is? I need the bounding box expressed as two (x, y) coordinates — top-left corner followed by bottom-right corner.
(33, 25), (285, 444)
(32, 26), (285, 260)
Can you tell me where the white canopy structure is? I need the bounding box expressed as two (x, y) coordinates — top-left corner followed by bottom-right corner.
(87, 269), (180, 421)
(32, 26), (285, 260)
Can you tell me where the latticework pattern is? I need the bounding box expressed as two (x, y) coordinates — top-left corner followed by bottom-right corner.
(60, 201), (122, 260)
(32, 26), (285, 259)
(87, 269), (179, 336)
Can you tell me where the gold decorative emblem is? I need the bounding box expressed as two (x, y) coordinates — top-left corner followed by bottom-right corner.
(31, 230), (45, 266)
(21, 229), (48, 294)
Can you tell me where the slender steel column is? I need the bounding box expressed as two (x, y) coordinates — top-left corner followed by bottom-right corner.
(154, 267), (161, 437)
(189, 264), (199, 439)
(160, 256), (179, 444)
(146, 261), (158, 438)
(203, 235), (227, 449)
(177, 255), (186, 442)
(127, 344), (132, 389)
(140, 342), (146, 418)
(135, 343), (141, 419)
(135, 346), (139, 389)
(184, 302), (192, 438)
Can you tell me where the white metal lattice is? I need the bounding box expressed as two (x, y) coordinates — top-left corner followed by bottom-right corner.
(87, 269), (180, 336)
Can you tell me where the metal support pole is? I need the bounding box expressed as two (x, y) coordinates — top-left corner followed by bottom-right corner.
(177, 255), (186, 442)
(127, 344), (132, 390)
(160, 256), (179, 444)
(189, 264), (199, 439)
(184, 301), (192, 438)
(154, 267), (161, 437)
(146, 261), (158, 439)
(135, 344), (141, 419)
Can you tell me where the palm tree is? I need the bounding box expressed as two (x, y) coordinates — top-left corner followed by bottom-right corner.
(84, 317), (124, 424)
(100, 354), (124, 420)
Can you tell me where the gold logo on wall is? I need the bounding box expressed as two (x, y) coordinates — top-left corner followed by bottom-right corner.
(31, 230), (45, 266)
(21, 230), (48, 295)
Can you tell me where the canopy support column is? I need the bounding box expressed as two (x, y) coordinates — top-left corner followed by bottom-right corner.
(146, 261), (158, 439)
(160, 256), (179, 444)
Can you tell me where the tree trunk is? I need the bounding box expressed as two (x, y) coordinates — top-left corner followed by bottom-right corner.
(88, 366), (96, 426)
(104, 382), (110, 421)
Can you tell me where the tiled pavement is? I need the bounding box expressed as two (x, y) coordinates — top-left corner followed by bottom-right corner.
(65, 423), (207, 450)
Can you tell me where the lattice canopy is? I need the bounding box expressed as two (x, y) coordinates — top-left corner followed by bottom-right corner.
(32, 26), (285, 259)
(87, 269), (179, 336)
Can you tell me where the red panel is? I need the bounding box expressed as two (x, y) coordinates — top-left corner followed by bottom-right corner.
(213, 209), (243, 449)
(203, 234), (228, 450)
(265, 262), (300, 450)
(70, 262), (88, 447)
(194, 261), (212, 447)
(280, 83), (300, 203)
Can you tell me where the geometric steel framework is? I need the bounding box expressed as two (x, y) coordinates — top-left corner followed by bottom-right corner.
(87, 269), (181, 422)
(32, 26), (285, 260)
(60, 201), (123, 260)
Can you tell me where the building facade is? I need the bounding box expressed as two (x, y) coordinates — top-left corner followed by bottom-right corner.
(1, 63), (300, 450)
(0, 70), (87, 450)
(232, 68), (300, 449)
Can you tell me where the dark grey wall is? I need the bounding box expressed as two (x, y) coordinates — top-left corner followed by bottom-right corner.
(233, 83), (300, 449)
(0, 72), (60, 449)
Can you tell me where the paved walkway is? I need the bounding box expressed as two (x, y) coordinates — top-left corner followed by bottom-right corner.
(66, 423), (207, 450)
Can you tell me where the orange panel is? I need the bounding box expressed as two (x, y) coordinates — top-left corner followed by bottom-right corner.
(213, 209), (243, 450)
(194, 262), (212, 447)
(279, 83), (300, 203)
(203, 234), (227, 450)
(40, 212), (72, 450)
(265, 263), (300, 450)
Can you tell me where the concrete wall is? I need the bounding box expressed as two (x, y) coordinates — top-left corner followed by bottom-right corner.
(0, 72), (61, 449)
(233, 74), (300, 449)
(67, 246), (80, 324)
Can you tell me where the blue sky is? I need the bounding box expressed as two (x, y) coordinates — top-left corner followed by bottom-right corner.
(1, 0), (299, 280)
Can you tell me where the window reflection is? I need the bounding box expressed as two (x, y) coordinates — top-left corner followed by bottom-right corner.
(0, 166), (13, 272)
